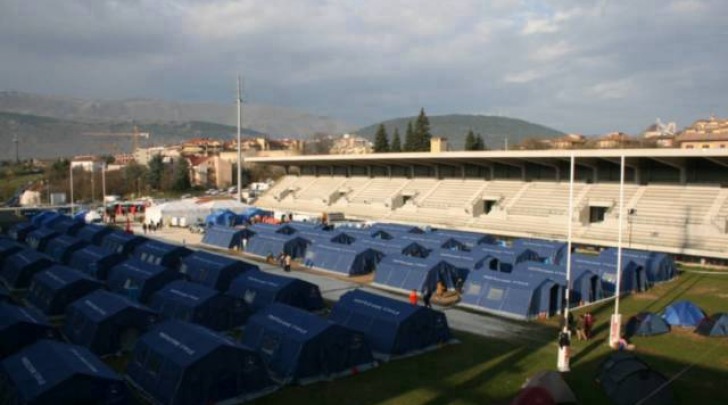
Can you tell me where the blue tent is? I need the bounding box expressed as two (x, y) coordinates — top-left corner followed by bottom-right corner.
(459, 271), (565, 320)
(243, 303), (376, 384)
(76, 224), (114, 245)
(64, 290), (158, 356)
(512, 239), (568, 265)
(0, 238), (24, 268)
(25, 228), (59, 252)
(338, 227), (396, 241)
(374, 255), (466, 293)
(596, 352), (676, 405)
(473, 244), (539, 273)
(100, 231), (148, 256)
(515, 262), (604, 305)
(662, 300), (705, 327)
(354, 238), (430, 258)
(600, 248), (676, 284)
(43, 234), (88, 264)
(397, 233), (469, 252)
(286, 221), (325, 232)
(201, 226), (251, 249)
(107, 259), (181, 303)
(304, 243), (382, 276)
(432, 250), (487, 275)
(245, 233), (309, 259)
(696, 313), (728, 337)
(45, 216), (85, 236)
(26, 266), (103, 317)
(331, 289), (452, 359)
(127, 320), (275, 405)
(1, 249), (54, 291)
(0, 302), (53, 358)
(239, 207), (272, 222)
(132, 240), (192, 269)
(30, 211), (60, 227)
(68, 245), (126, 280)
(430, 229), (496, 248)
(7, 222), (37, 243)
(248, 223), (296, 235)
(625, 312), (671, 337)
(571, 254), (647, 294)
(228, 270), (324, 313)
(371, 223), (424, 234)
(205, 209), (240, 227)
(179, 250), (257, 291)
(150, 280), (249, 331)
(0, 339), (128, 404)
(295, 229), (352, 246)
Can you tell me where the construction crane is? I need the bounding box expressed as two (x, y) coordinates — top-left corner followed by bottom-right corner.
(82, 125), (151, 153)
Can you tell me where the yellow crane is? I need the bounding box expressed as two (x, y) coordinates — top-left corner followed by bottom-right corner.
(82, 125), (151, 153)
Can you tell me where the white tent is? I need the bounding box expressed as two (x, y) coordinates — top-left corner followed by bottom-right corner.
(145, 198), (252, 227)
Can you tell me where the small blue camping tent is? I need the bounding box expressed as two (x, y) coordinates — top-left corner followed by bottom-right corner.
(107, 259), (181, 303)
(42, 235), (88, 264)
(127, 320), (276, 405)
(132, 239), (192, 269)
(512, 239), (568, 265)
(662, 300), (705, 327)
(0, 302), (53, 358)
(459, 271), (565, 320)
(100, 231), (148, 256)
(625, 312), (670, 337)
(373, 255), (466, 293)
(473, 244), (540, 273)
(695, 313), (728, 337)
(179, 250), (257, 291)
(227, 270), (325, 313)
(1, 249), (54, 291)
(68, 245), (126, 280)
(596, 352), (676, 405)
(201, 226), (252, 249)
(150, 280), (249, 331)
(304, 243), (382, 276)
(243, 303), (376, 384)
(75, 224), (114, 245)
(0, 339), (128, 404)
(64, 290), (158, 356)
(25, 228), (59, 252)
(245, 233), (309, 259)
(0, 238), (24, 268)
(26, 266), (103, 317)
(331, 289), (452, 359)
(7, 222), (36, 243)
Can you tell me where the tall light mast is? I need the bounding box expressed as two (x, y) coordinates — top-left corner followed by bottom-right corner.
(237, 76), (243, 203)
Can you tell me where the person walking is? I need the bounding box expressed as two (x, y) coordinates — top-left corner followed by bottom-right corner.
(409, 289), (418, 305)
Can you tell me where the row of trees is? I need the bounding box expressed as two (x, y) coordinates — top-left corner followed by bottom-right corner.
(373, 108), (432, 153)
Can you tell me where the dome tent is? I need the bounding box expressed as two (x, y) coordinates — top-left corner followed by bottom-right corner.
(661, 300), (705, 327)
(695, 313), (728, 337)
(625, 312), (670, 337)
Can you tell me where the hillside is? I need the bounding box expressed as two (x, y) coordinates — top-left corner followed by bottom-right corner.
(0, 91), (352, 138)
(357, 114), (565, 150)
(0, 111), (263, 159)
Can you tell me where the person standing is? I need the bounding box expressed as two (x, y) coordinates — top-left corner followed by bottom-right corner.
(584, 312), (595, 340)
(409, 289), (418, 305)
(284, 254), (292, 272)
(423, 288), (433, 308)
(576, 314), (587, 341)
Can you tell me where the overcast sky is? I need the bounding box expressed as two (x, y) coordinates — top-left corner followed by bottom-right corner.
(1, 0), (725, 134)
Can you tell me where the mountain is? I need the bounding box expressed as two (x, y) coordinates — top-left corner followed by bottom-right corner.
(0, 91), (351, 138)
(356, 114), (565, 150)
(0, 111), (264, 159)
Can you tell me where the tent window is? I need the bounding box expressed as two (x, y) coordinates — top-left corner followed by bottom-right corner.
(140, 253), (148, 262)
(154, 257), (162, 266)
(466, 283), (481, 296)
(179, 264), (188, 274)
(486, 287), (504, 301)
(243, 289), (256, 305)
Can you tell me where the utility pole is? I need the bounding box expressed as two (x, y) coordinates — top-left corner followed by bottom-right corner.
(609, 155), (626, 348)
(237, 75), (244, 203)
(102, 162), (107, 208)
(557, 153), (575, 372)
(70, 164), (75, 215)
(13, 134), (19, 163)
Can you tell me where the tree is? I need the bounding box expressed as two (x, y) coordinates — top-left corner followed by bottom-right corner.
(475, 133), (486, 151)
(464, 130), (477, 151)
(373, 124), (390, 153)
(146, 154), (165, 190)
(404, 121), (415, 152)
(390, 128), (402, 152)
(413, 108), (432, 151)
(172, 158), (191, 191)
(123, 162), (148, 197)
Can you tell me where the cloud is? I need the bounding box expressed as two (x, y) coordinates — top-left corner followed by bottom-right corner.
(0, 0), (727, 135)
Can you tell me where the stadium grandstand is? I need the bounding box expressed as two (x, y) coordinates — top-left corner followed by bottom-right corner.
(249, 148), (728, 261)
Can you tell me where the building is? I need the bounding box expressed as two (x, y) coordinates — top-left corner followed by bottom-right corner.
(594, 132), (639, 149)
(70, 156), (104, 172)
(430, 137), (449, 153)
(330, 134), (372, 154)
(676, 116), (728, 149)
(133, 147), (179, 166)
(549, 134), (587, 149)
(181, 138), (224, 156)
(188, 156), (233, 189)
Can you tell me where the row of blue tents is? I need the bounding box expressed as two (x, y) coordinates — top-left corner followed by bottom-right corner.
(625, 300), (728, 338)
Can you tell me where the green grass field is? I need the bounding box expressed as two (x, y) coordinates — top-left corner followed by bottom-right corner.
(255, 270), (728, 405)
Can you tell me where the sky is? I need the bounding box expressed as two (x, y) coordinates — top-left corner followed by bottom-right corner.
(0, 0), (726, 134)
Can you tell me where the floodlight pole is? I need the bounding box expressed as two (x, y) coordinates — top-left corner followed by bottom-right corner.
(557, 153), (575, 372)
(69, 163), (75, 215)
(237, 75), (243, 203)
(102, 162), (107, 208)
(609, 155), (626, 347)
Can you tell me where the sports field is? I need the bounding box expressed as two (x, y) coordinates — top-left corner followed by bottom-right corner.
(256, 269), (728, 405)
